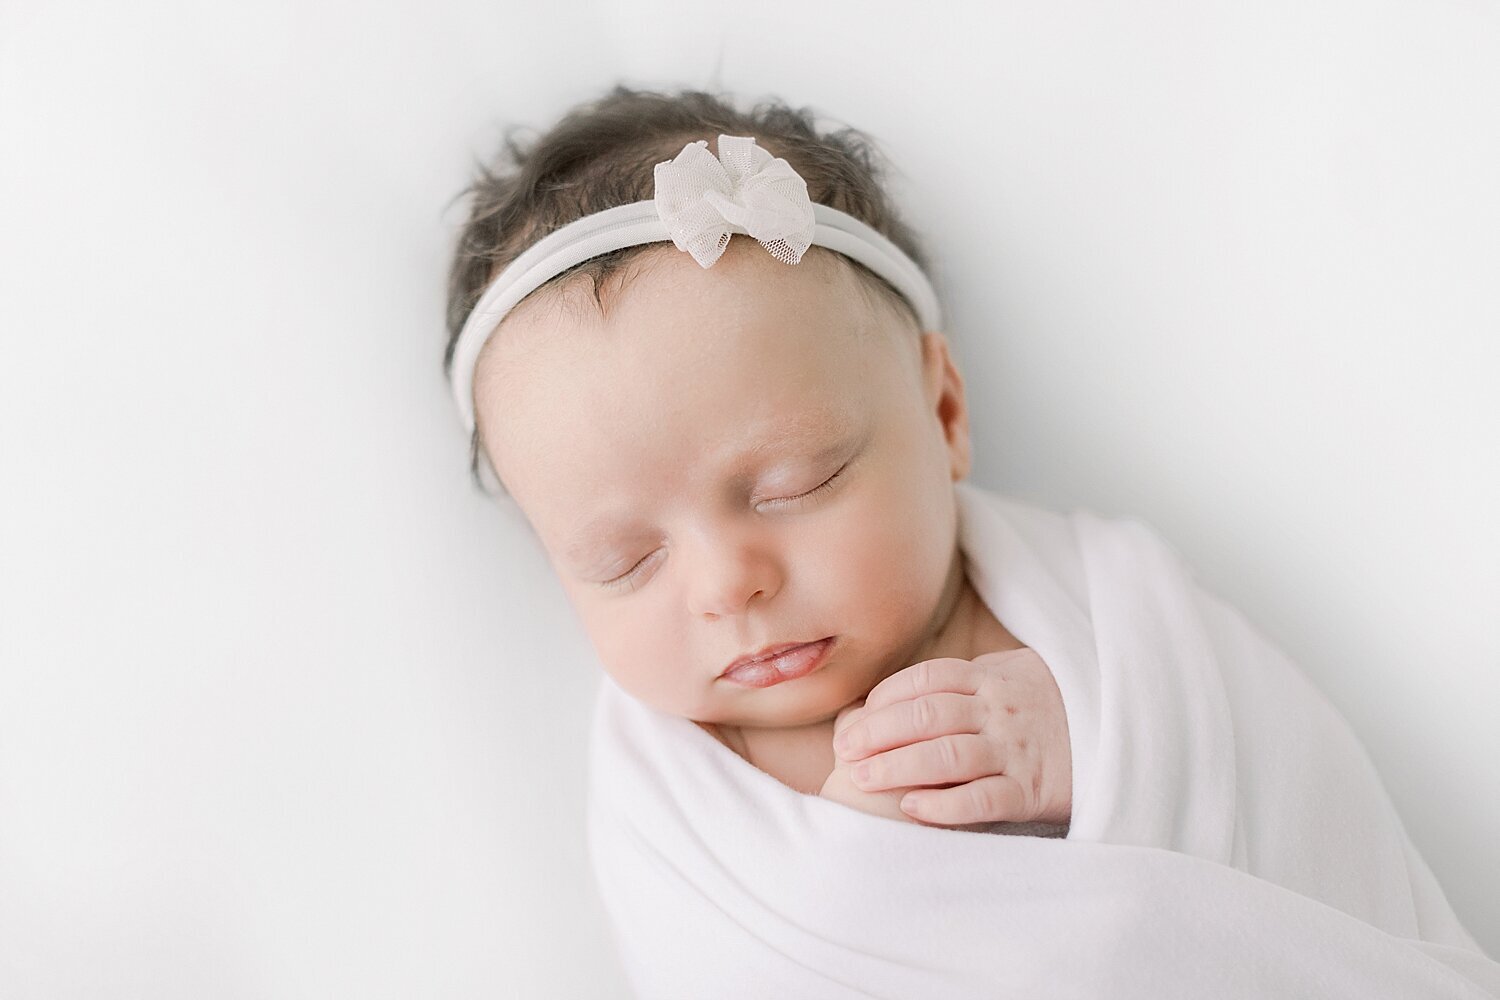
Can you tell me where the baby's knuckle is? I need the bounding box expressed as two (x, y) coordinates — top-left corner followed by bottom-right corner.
(936, 735), (962, 772)
(913, 659), (933, 691)
(910, 697), (935, 734)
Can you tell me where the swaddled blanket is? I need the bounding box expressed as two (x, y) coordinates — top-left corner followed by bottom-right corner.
(585, 481), (1497, 998)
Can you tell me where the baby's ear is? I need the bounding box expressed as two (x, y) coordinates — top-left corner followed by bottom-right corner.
(919, 331), (972, 481)
(917, 331), (943, 402)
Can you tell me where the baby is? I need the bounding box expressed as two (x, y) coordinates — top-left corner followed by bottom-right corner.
(443, 85), (1073, 834)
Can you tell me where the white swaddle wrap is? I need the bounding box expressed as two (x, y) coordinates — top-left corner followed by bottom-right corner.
(585, 481), (1497, 998)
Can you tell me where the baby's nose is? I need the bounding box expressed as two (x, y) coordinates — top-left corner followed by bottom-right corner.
(686, 533), (782, 619)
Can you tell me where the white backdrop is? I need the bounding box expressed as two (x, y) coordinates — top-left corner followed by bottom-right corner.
(1, 0), (1495, 996)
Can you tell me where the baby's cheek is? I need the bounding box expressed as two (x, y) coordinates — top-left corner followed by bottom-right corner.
(577, 603), (695, 714)
(822, 496), (948, 602)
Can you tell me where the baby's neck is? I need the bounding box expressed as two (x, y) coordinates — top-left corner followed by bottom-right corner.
(905, 552), (1024, 666)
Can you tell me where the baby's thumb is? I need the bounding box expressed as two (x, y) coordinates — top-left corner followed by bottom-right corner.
(833, 699), (867, 737)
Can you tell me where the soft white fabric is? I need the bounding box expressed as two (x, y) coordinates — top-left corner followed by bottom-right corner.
(585, 481), (1498, 998)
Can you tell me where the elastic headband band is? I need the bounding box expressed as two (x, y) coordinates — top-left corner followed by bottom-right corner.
(449, 135), (942, 434)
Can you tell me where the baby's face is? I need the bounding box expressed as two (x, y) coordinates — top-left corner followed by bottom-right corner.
(473, 239), (972, 730)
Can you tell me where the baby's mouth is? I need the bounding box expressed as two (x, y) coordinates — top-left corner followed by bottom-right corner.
(718, 637), (836, 688)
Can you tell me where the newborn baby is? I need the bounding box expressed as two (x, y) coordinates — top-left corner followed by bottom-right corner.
(466, 228), (1073, 833)
(444, 96), (1495, 996)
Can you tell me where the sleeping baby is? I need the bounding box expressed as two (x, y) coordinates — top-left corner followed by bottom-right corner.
(443, 85), (1073, 835)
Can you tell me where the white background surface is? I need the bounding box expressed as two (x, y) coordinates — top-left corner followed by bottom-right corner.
(2, 0), (1495, 995)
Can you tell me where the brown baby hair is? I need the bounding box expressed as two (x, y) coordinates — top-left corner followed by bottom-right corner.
(443, 83), (935, 495)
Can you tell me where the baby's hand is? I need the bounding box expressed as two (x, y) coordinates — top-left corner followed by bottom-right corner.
(832, 649), (1073, 828)
(818, 700), (921, 826)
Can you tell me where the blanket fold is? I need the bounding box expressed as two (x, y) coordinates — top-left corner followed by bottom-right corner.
(587, 481), (1495, 998)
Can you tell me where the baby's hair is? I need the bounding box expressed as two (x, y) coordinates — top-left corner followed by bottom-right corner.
(443, 82), (934, 495)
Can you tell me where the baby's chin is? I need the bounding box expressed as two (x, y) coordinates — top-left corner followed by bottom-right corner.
(697, 682), (868, 732)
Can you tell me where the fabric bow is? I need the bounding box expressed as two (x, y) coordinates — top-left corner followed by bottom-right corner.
(652, 134), (815, 268)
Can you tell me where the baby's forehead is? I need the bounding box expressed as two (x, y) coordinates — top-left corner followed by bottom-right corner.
(491, 261), (900, 391)
(476, 243), (924, 476)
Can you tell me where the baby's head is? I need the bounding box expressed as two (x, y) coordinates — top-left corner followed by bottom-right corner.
(444, 86), (976, 731)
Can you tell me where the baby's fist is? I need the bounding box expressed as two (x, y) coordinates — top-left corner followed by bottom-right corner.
(832, 649), (1073, 828)
(817, 701), (917, 825)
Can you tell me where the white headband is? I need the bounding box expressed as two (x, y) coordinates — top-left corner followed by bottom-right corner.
(449, 133), (942, 434)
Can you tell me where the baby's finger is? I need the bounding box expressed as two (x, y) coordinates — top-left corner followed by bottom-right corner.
(860, 657), (981, 714)
(832, 701), (866, 730)
(834, 691), (981, 761)
(901, 774), (1028, 826)
(851, 733), (1003, 791)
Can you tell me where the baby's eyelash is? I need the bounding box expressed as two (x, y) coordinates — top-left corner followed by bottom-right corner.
(759, 464), (848, 510)
(598, 463), (851, 592)
(600, 549), (662, 592)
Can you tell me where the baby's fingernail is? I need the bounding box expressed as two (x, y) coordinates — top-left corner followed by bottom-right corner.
(833, 730), (852, 754)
